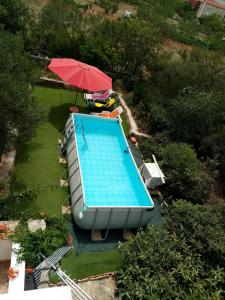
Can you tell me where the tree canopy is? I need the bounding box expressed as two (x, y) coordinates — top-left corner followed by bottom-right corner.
(0, 0), (30, 34)
(0, 29), (41, 155)
(117, 201), (225, 299)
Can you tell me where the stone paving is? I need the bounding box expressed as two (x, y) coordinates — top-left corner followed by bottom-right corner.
(77, 277), (119, 300)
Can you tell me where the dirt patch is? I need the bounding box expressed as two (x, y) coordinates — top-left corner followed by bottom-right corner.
(164, 38), (193, 52)
(26, 0), (49, 13)
(114, 2), (137, 18)
(81, 1), (137, 19)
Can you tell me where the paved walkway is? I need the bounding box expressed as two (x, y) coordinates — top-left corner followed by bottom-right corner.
(118, 94), (150, 138)
(77, 277), (119, 300)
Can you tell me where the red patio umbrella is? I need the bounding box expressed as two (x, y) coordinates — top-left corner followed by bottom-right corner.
(48, 58), (112, 92)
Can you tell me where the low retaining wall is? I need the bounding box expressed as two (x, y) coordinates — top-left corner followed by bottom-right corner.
(48, 272), (115, 287)
(39, 77), (77, 90)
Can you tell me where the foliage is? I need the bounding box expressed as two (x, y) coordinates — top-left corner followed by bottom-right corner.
(200, 14), (225, 33)
(0, 29), (42, 156)
(117, 225), (224, 300)
(200, 126), (225, 177)
(117, 201), (225, 299)
(80, 18), (161, 77)
(97, 0), (119, 13)
(175, 1), (194, 19)
(167, 200), (225, 267)
(162, 143), (212, 203)
(11, 215), (68, 267)
(138, 134), (169, 161)
(29, 0), (82, 56)
(0, 189), (38, 220)
(0, 0), (31, 34)
(167, 88), (225, 147)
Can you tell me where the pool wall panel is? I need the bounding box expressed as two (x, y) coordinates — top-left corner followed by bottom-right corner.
(72, 206), (154, 230)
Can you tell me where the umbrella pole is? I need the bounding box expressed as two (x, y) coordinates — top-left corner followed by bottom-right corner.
(75, 91), (78, 105)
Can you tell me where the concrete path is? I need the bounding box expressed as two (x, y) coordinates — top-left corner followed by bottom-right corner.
(77, 277), (119, 300)
(118, 94), (150, 138)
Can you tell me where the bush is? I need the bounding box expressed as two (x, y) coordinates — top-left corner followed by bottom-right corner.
(11, 216), (68, 267)
(117, 222), (225, 299)
(200, 14), (225, 33)
(162, 143), (213, 203)
(0, 189), (37, 220)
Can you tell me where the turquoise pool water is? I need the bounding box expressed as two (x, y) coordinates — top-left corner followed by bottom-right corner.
(73, 114), (154, 208)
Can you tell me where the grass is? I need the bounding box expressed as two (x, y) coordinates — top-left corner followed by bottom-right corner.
(11, 86), (88, 215)
(50, 249), (122, 281)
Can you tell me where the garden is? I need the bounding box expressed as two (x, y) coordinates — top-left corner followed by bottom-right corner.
(1, 0), (225, 298)
(7, 85), (126, 279)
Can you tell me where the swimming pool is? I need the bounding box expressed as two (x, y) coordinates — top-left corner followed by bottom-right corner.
(65, 113), (154, 231)
(74, 114), (153, 208)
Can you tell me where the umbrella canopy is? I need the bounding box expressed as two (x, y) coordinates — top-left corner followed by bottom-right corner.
(48, 58), (112, 92)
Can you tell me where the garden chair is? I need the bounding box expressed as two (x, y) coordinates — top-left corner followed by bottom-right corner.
(94, 98), (116, 109)
(84, 89), (113, 101)
(91, 105), (123, 119)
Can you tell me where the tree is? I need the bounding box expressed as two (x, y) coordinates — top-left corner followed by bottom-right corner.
(167, 200), (225, 268)
(200, 14), (225, 33)
(30, 0), (82, 57)
(117, 226), (224, 300)
(168, 88), (225, 148)
(0, 29), (42, 156)
(116, 201), (225, 299)
(162, 143), (212, 203)
(0, 0), (30, 34)
(81, 19), (161, 77)
(200, 126), (225, 178)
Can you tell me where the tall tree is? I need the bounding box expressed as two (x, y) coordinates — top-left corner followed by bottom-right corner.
(0, 29), (41, 156)
(0, 0), (30, 34)
(30, 0), (82, 57)
(81, 19), (161, 77)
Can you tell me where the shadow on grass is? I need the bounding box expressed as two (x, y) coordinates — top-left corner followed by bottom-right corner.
(10, 173), (27, 192)
(48, 103), (74, 133)
(15, 142), (43, 164)
(48, 102), (90, 133)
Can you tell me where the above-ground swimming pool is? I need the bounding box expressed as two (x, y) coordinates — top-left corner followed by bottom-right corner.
(65, 113), (154, 232)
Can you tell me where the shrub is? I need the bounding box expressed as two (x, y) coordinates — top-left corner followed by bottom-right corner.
(11, 216), (68, 267)
(162, 143), (213, 203)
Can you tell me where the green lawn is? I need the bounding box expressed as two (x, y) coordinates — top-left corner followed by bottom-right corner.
(11, 86), (88, 215)
(50, 250), (122, 281)
(60, 250), (122, 279)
